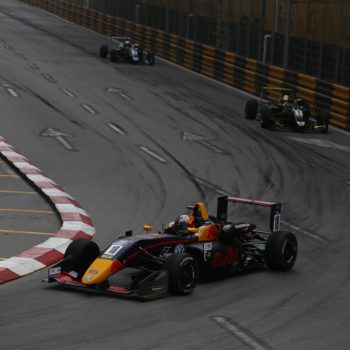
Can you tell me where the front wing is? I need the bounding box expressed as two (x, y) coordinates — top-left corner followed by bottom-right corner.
(44, 267), (169, 301)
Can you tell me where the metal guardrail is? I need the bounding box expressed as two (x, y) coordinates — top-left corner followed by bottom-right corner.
(19, 0), (350, 130)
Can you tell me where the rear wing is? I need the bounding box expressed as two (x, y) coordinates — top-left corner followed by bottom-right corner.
(260, 86), (294, 102)
(216, 196), (281, 232)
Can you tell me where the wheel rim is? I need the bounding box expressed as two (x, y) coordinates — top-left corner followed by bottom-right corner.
(282, 239), (297, 264)
(180, 262), (196, 290)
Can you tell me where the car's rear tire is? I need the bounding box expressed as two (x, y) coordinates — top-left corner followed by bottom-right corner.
(318, 110), (330, 132)
(64, 239), (100, 280)
(260, 106), (274, 128)
(146, 52), (155, 66)
(245, 99), (258, 119)
(165, 253), (199, 295)
(265, 231), (297, 271)
(99, 45), (109, 58)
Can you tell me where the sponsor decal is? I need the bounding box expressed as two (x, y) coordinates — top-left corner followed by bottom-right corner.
(273, 214), (280, 231)
(204, 242), (212, 250)
(49, 267), (61, 276)
(69, 271), (78, 278)
(88, 269), (100, 275)
(151, 285), (167, 291)
(117, 239), (132, 246)
(203, 242), (212, 262)
(212, 248), (238, 269)
(85, 275), (92, 282)
(159, 246), (172, 259)
(174, 244), (185, 253)
(234, 223), (251, 232)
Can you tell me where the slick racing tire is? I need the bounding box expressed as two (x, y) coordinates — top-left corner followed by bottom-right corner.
(64, 239), (100, 280)
(99, 45), (109, 58)
(245, 99), (258, 119)
(260, 106), (274, 128)
(318, 110), (330, 132)
(265, 231), (297, 271)
(165, 253), (199, 295)
(146, 52), (155, 66)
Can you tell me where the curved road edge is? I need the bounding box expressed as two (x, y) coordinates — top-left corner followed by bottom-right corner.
(0, 136), (95, 284)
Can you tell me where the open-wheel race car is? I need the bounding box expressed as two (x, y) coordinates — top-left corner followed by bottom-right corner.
(99, 36), (155, 65)
(45, 196), (297, 300)
(245, 87), (329, 132)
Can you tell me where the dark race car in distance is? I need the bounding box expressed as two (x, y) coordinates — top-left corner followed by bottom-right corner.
(45, 196), (297, 300)
(99, 36), (155, 65)
(245, 87), (329, 132)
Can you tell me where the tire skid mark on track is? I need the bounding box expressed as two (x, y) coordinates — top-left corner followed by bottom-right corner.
(98, 98), (207, 201)
(3, 10), (97, 57)
(102, 95), (210, 202)
(212, 316), (272, 350)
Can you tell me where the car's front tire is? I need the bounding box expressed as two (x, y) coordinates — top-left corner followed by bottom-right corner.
(260, 106), (274, 128)
(165, 253), (199, 295)
(64, 239), (100, 280)
(265, 231), (297, 271)
(99, 45), (109, 58)
(110, 50), (119, 63)
(245, 99), (258, 119)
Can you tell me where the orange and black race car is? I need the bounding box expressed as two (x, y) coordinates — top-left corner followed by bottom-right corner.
(45, 196), (297, 300)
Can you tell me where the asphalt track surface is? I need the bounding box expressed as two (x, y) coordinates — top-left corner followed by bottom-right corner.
(1, 1), (350, 349)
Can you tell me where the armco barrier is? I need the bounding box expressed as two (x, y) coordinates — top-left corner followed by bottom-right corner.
(19, 0), (350, 130)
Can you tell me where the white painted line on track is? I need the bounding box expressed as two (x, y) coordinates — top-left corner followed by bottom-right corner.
(42, 73), (56, 83)
(29, 63), (40, 70)
(213, 316), (269, 350)
(281, 219), (328, 244)
(120, 93), (132, 101)
(139, 146), (166, 163)
(60, 88), (75, 98)
(194, 177), (230, 196)
(81, 104), (97, 115)
(6, 88), (19, 97)
(107, 122), (125, 135)
(288, 137), (350, 152)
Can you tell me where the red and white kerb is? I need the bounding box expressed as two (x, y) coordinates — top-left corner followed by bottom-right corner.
(0, 137), (95, 284)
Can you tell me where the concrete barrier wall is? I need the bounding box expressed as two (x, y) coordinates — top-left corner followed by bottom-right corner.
(20, 0), (350, 130)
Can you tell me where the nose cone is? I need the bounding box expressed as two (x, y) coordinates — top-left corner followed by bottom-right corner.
(82, 258), (123, 285)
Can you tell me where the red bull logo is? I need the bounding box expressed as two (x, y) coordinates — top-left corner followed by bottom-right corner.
(212, 248), (238, 268)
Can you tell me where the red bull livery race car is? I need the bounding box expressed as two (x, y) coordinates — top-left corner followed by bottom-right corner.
(45, 196), (297, 300)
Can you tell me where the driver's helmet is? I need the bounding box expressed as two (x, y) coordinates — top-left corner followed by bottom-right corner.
(282, 94), (289, 103)
(174, 214), (194, 231)
(124, 40), (131, 47)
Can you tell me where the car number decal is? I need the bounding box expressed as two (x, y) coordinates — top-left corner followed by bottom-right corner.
(103, 243), (124, 257)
